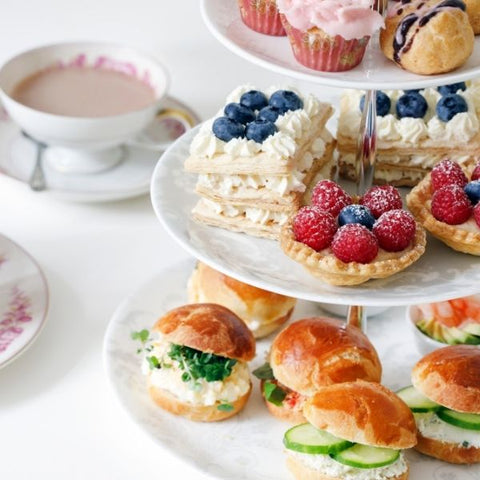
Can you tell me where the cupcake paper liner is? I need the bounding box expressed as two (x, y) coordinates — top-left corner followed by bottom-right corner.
(238, 0), (286, 36)
(280, 15), (370, 72)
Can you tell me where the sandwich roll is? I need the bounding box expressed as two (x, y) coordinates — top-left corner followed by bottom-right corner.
(188, 262), (296, 338)
(143, 303), (256, 421)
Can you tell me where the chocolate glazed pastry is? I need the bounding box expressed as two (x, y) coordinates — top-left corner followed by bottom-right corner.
(380, 0), (474, 74)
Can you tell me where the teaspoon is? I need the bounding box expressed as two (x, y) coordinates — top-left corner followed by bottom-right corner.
(22, 131), (47, 191)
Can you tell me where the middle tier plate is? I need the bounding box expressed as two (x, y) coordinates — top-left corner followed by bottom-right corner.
(151, 126), (480, 307)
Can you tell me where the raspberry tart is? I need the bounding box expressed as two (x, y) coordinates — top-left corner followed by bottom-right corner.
(280, 180), (426, 286)
(407, 159), (480, 255)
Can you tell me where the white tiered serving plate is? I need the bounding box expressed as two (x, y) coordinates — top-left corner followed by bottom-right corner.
(201, 0), (480, 90)
(150, 126), (480, 307)
(104, 259), (480, 480)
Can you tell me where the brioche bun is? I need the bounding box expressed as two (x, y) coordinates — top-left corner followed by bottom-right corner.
(270, 317), (382, 396)
(188, 262), (296, 338)
(412, 345), (480, 413)
(153, 303), (255, 361)
(415, 432), (480, 464)
(148, 376), (252, 422)
(260, 379), (306, 424)
(303, 381), (417, 449)
(285, 454), (410, 480)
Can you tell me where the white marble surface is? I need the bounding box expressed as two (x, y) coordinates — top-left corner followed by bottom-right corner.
(0, 2), (478, 480)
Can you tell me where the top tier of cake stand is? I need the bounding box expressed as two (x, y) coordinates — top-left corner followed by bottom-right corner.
(201, 0), (480, 90)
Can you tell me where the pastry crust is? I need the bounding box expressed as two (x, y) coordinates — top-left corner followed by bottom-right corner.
(412, 345), (480, 413)
(304, 381), (417, 449)
(286, 453), (410, 480)
(148, 376), (252, 422)
(465, 0), (480, 33)
(415, 432), (480, 464)
(280, 215), (426, 286)
(406, 160), (480, 256)
(380, 0), (474, 75)
(187, 262), (296, 339)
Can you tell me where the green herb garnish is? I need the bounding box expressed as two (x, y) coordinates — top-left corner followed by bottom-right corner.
(462, 441), (470, 448)
(252, 362), (274, 380)
(217, 402), (234, 412)
(147, 355), (160, 370)
(131, 329), (150, 343)
(168, 344), (237, 383)
(263, 381), (287, 406)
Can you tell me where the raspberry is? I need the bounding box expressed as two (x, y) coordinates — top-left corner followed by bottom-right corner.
(331, 224), (379, 264)
(431, 184), (472, 225)
(293, 206), (337, 251)
(474, 203), (480, 228)
(472, 163), (480, 181)
(311, 180), (352, 217)
(360, 185), (402, 218)
(430, 159), (468, 192)
(373, 209), (416, 252)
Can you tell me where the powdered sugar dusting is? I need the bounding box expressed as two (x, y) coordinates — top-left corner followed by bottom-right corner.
(361, 185), (403, 218)
(373, 209), (416, 251)
(311, 180), (352, 217)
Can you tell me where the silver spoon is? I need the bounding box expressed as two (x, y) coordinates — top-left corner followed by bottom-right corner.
(22, 131), (47, 191)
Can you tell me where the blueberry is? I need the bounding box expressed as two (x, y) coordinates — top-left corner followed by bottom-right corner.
(212, 117), (245, 142)
(245, 119), (277, 143)
(224, 102), (255, 124)
(338, 204), (375, 230)
(436, 94), (468, 122)
(359, 91), (391, 117)
(257, 106), (281, 123)
(396, 92), (428, 118)
(269, 90), (303, 114)
(437, 82), (467, 96)
(464, 180), (480, 205)
(239, 90), (268, 111)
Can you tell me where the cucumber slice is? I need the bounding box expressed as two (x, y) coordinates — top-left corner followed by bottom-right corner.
(437, 409), (480, 431)
(332, 444), (400, 469)
(461, 323), (480, 337)
(396, 385), (441, 412)
(283, 423), (353, 454)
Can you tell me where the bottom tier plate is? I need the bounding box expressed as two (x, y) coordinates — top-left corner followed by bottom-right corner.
(103, 259), (479, 480)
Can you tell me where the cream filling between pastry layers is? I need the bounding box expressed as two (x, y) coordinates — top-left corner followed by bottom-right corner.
(201, 199), (290, 226)
(197, 134), (329, 197)
(339, 88), (479, 144)
(189, 85), (329, 161)
(287, 451), (407, 480)
(414, 412), (480, 447)
(143, 338), (251, 406)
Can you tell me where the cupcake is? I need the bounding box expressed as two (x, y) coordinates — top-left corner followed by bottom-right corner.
(277, 0), (384, 72)
(238, 0), (286, 36)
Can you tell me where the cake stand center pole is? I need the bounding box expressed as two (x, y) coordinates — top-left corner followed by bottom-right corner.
(355, 88), (377, 195)
(346, 305), (367, 332)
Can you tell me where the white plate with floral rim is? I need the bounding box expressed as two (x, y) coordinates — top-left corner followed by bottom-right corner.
(0, 234), (49, 369)
(150, 126), (480, 307)
(201, 0), (480, 91)
(103, 259), (480, 480)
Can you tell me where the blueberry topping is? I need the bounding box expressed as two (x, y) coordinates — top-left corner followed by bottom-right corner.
(240, 90), (268, 111)
(245, 119), (277, 143)
(224, 102), (256, 124)
(396, 92), (428, 118)
(269, 90), (303, 114)
(436, 94), (468, 122)
(360, 91), (391, 117)
(338, 204), (376, 230)
(464, 180), (480, 205)
(212, 117), (245, 142)
(257, 106), (281, 123)
(437, 82), (467, 96)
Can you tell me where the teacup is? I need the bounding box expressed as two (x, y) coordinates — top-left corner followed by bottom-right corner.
(0, 42), (174, 174)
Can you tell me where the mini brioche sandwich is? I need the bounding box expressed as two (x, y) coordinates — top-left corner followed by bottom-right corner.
(397, 345), (480, 464)
(142, 303), (255, 421)
(253, 317), (382, 423)
(187, 262), (297, 338)
(283, 381), (417, 480)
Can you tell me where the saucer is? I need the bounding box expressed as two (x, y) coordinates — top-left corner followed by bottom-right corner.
(0, 96), (199, 202)
(0, 234), (49, 369)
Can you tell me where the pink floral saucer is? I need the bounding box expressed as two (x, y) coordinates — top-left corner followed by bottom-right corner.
(0, 234), (48, 368)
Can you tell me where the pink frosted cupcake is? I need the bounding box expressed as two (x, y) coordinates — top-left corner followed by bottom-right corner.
(238, 0), (286, 36)
(277, 0), (384, 72)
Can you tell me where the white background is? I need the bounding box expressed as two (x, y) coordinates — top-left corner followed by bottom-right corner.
(0, 1), (401, 479)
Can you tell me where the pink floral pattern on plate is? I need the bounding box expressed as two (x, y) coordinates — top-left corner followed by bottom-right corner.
(0, 286), (32, 353)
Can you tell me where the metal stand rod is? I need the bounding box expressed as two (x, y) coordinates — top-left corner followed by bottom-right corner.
(346, 305), (367, 333)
